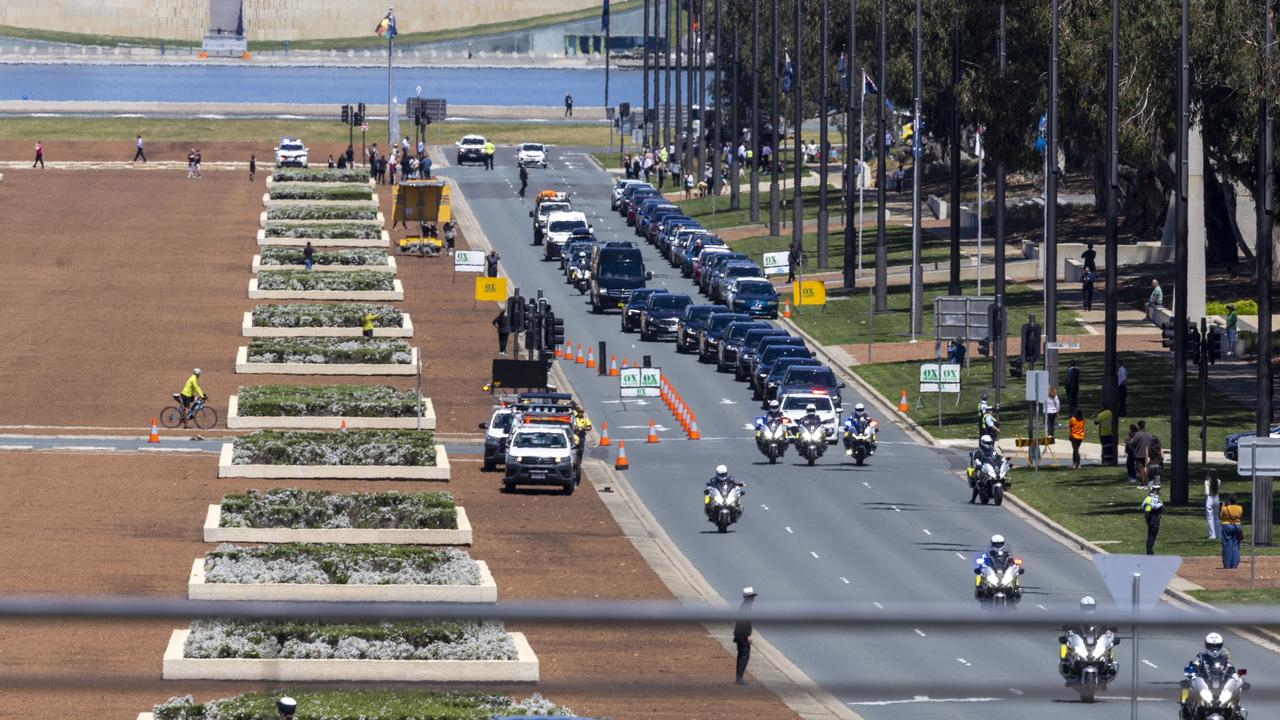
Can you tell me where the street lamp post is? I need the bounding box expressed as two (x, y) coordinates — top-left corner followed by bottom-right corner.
(909, 0), (922, 340)
(1103, 0), (1120, 456)
(643, 0), (651, 147)
(791, 0), (804, 254)
(818, 0), (830, 269)
(843, 0), (857, 289)
(873, 0), (888, 311)
(1171, 0), (1191, 504)
(750, 0), (761, 222)
(770, 0), (781, 237)
(1045, 0), (1060, 381)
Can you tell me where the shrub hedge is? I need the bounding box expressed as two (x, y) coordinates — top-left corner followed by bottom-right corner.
(250, 304), (403, 329)
(256, 270), (395, 292)
(245, 338), (412, 364)
(231, 430), (436, 466)
(218, 488), (457, 530)
(237, 384), (420, 418)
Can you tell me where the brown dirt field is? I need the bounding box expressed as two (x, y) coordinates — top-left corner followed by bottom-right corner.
(0, 140), (369, 166)
(1180, 555), (1280, 590)
(0, 452), (795, 720)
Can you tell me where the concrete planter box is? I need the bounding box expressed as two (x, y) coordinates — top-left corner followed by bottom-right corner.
(241, 311), (414, 338)
(263, 194), (376, 208)
(252, 254), (396, 273)
(217, 442), (450, 481)
(202, 503), (473, 545)
(187, 558), (496, 603)
(247, 277), (405, 301)
(260, 211), (386, 225)
(225, 393), (436, 430)
(235, 345), (419, 376)
(266, 176), (376, 189)
(161, 628), (538, 682)
(257, 228), (390, 248)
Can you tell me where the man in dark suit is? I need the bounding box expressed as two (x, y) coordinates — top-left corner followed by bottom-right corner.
(734, 587), (758, 685)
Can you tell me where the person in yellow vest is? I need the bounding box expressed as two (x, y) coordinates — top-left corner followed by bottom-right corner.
(179, 368), (205, 421)
(483, 140), (496, 171)
(360, 310), (379, 338)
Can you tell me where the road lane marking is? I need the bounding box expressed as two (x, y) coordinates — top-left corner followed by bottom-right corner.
(956, 658), (972, 666)
(955, 552), (968, 560)
(913, 628), (927, 637)
(1008, 689), (1024, 696)
(0, 445), (34, 451)
(785, 526), (793, 534)
(760, 504), (769, 510)
(840, 577), (850, 584)
(1142, 659), (1158, 669)
(849, 697), (1000, 706)
(809, 551), (820, 559)
(862, 481), (871, 488)
(892, 505), (901, 512)
(720, 398), (737, 404)
(922, 528), (932, 535)
(51, 445), (116, 452)
(1036, 604), (1048, 611)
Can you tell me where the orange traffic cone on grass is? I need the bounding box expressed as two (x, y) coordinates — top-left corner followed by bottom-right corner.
(599, 421), (611, 446)
(615, 440), (630, 470)
(148, 418), (159, 443)
(898, 389), (909, 413)
(783, 301), (792, 319)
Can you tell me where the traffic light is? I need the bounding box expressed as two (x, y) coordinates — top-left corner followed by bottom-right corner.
(1021, 321), (1041, 364)
(1187, 321), (1201, 365)
(987, 304), (1005, 342)
(341, 104), (350, 123)
(619, 102), (631, 118)
(357, 103), (366, 123)
(978, 337), (990, 357)
(1008, 356), (1024, 379)
(1206, 325), (1223, 364)
(1161, 321), (1176, 349)
(546, 313), (565, 351)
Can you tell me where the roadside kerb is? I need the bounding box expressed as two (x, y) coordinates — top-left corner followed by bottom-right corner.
(234, 345), (420, 375)
(161, 628), (538, 682)
(201, 503), (473, 545)
(247, 277), (404, 301)
(251, 254), (397, 273)
(224, 394), (435, 430)
(216, 441), (450, 480)
(240, 311), (414, 338)
(187, 557), (496, 603)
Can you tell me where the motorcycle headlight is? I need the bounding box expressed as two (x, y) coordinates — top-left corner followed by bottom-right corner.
(1199, 688), (1214, 704)
(1219, 687), (1235, 705)
(983, 567), (998, 583)
(1071, 637), (1089, 659)
(1090, 641), (1110, 660)
(1001, 567), (1018, 584)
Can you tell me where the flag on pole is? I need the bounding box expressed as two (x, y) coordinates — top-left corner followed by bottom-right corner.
(862, 71), (880, 96)
(601, 0), (610, 31)
(974, 125), (985, 160)
(1034, 114), (1047, 154)
(375, 9), (397, 38)
(782, 53), (794, 93)
(837, 53), (848, 97)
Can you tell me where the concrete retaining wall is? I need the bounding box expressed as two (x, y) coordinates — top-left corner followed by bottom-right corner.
(161, 628), (538, 681)
(187, 558), (496, 602)
(251, 254), (396, 273)
(202, 503), (473, 545)
(247, 277), (405, 301)
(225, 393), (435, 429)
(257, 228), (390, 247)
(240, 311), (414, 338)
(216, 441), (451, 480)
(234, 345), (420, 375)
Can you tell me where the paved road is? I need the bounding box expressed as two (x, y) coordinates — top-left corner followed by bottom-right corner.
(441, 149), (1278, 718)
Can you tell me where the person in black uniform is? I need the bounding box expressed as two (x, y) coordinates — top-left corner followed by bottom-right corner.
(519, 164), (529, 197)
(734, 586), (757, 685)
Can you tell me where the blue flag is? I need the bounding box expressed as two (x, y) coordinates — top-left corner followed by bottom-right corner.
(863, 71), (880, 96)
(837, 54), (848, 96)
(782, 53), (794, 93)
(601, 0), (610, 31)
(375, 10), (397, 38)
(1034, 114), (1047, 154)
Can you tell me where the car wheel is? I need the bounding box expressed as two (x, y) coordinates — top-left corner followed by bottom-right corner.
(501, 480), (515, 493)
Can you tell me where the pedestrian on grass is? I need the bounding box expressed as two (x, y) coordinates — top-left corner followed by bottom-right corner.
(978, 391), (992, 437)
(1116, 361), (1128, 417)
(33, 140), (44, 168)
(303, 242), (315, 271)
(1094, 404), (1116, 466)
(1220, 494), (1244, 569)
(133, 134), (146, 163)
(187, 148), (196, 178)
(685, 172), (695, 200)
(193, 149), (203, 178)
(249, 153), (257, 181)
(1045, 386), (1060, 440)
(1147, 434), (1164, 488)
(1204, 469), (1221, 541)
(360, 309), (378, 339)
(485, 249), (500, 278)
(1146, 278), (1163, 318)
(1141, 486), (1164, 555)
(734, 587), (757, 685)
(1081, 243), (1097, 274)
(328, 154), (335, 169)
(787, 243), (802, 283)
(1132, 420), (1153, 486)
(1226, 305), (1238, 357)
(1081, 269), (1095, 311)
(389, 154), (397, 184)
(518, 164), (529, 197)
(1068, 407), (1085, 468)
(1064, 360), (1080, 410)
(493, 309), (512, 356)
(1124, 424), (1139, 482)
(564, 92), (574, 117)
(980, 408), (1000, 442)
(346, 144), (355, 167)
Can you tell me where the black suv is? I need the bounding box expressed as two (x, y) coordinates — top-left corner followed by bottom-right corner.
(777, 364), (844, 410)
(751, 344), (815, 399)
(640, 292), (693, 341)
(697, 311), (751, 362)
(736, 331), (797, 381)
(621, 288), (669, 332)
(715, 320), (771, 372)
(675, 304), (728, 353)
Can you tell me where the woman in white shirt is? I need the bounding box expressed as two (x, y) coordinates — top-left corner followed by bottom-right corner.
(1044, 386), (1061, 440)
(1204, 469), (1221, 540)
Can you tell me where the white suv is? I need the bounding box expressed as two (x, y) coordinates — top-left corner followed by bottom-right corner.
(543, 210), (590, 260)
(456, 135), (487, 165)
(517, 142), (548, 168)
(274, 138), (309, 167)
(504, 426), (579, 494)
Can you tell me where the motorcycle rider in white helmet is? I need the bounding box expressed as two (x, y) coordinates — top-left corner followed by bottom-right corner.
(705, 464), (744, 519)
(1059, 596), (1118, 677)
(968, 434), (1004, 503)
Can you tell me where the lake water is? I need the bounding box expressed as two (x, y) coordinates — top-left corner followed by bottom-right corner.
(0, 63), (647, 107)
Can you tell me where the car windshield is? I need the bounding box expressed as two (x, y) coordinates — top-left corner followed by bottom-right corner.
(783, 396), (833, 412)
(737, 281), (775, 296)
(462, 137), (485, 146)
(726, 323), (764, 341)
(628, 291), (662, 306)
(763, 346), (809, 363)
(280, 142), (304, 151)
(785, 368), (836, 386)
(513, 431), (568, 449)
(685, 306), (722, 322)
(599, 257), (645, 282)
(708, 314), (747, 332)
(651, 295), (691, 310)
(550, 219), (587, 232)
(522, 144), (544, 152)
(490, 412), (514, 430)
(725, 265), (763, 279)
(539, 203), (570, 216)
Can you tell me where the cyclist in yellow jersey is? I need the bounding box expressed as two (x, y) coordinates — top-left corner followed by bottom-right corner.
(180, 368), (205, 418)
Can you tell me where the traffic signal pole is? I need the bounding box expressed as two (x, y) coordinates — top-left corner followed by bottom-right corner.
(1172, 0), (1191, 504)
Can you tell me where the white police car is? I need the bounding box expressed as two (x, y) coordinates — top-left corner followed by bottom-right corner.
(517, 142), (548, 168)
(274, 138), (309, 168)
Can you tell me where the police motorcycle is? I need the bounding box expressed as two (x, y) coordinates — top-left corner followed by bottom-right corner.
(840, 403), (878, 466)
(968, 434), (1011, 505)
(704, 465), (745, 533)
(568, 251), (593, 294)
(1180, 634), (1249, 720)
(754, 401), (790, 464)
(789, 405), (830, 466)
(973, 535), (1024, 608)
(1057, 596), (1119, 703)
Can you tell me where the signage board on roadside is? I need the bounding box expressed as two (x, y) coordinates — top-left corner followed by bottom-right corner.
(919, 363), (961, 393)
(620, 366), (662, 398)
(1025, 370), (1050, 403)
(792, 280), (826, 306)
(763, 251), (790, 276)
(454, 250), (485, 273)
(475, 276), (507, 302)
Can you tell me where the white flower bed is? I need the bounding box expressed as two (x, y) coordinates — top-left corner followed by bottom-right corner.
(204, 544), (480, 586)
(184, 620), (515, 661)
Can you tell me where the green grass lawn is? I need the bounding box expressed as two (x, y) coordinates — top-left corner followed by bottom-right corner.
(0, 117), (614, 147)
(731, 225), (950, 272)
(1188, 589), (1280, 605)
(1009, 464), (1279, 557)
(672, 183), (844, 230)
(794, 280), (1081, 348)
(853, 351), (1251, 448)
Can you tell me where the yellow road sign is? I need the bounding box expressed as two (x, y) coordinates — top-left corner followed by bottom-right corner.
(792, 280), (826, 306)
(475, 276), (507, 301)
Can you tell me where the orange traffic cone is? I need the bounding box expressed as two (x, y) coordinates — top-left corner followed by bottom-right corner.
(615, 440), (630, 470)
(679, 407), (691, 433)
(689, 419), (702, 440)
(898, 389), (909, 413)
(575, 343), (585, 364)
(599, 420), (611, 446)
(148, 418), (159, 443)
(783, 300), (792, 319)
(586, 346), (596, 369)
(564, 340), (573, 358)
(609, 355), (619, 376)
(647, 420), (660, 443)
(340, 419), (348, 432)
(555, 343), (564, 358)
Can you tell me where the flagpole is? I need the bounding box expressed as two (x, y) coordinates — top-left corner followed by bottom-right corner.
(386, 15), (393, 148)
(977, 130), (983, 296)
(858, 67), (865, 277)
(604, 1), (610, 115)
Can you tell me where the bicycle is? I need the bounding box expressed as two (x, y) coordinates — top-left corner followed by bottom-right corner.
(161, 393), (218, 430)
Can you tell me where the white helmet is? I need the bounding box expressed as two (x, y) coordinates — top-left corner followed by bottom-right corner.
(715, 464), (729, 478)
(979, 434), (994, 452)
(769, 400), (780, 410)
(1080, 596), (1097, 613)
(192, 368), (201, 376)
(990, 534), (1006, 551)
(1204, 632), (1224, 655)
(854, 403), (865, 412)
(805, 403), (817, 412)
